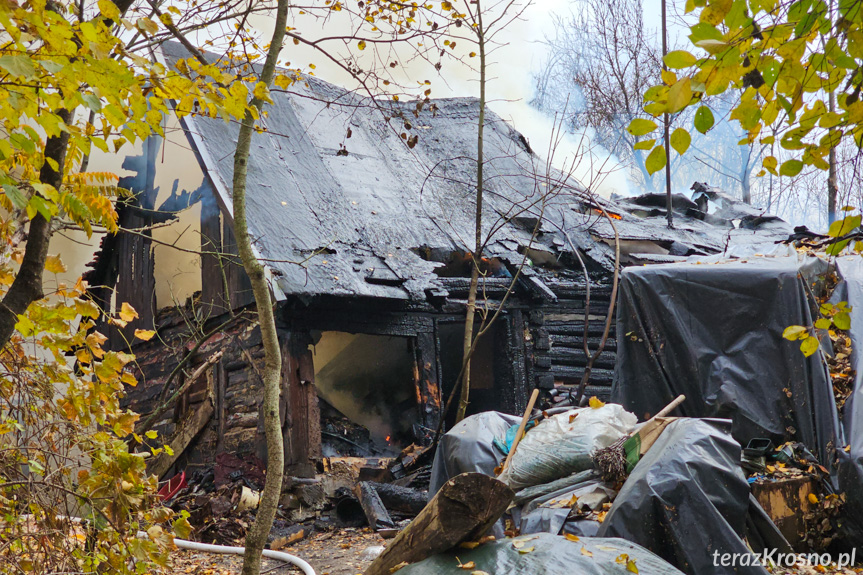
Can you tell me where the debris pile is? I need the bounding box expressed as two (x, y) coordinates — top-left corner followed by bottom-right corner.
(159, 442), (432, 549)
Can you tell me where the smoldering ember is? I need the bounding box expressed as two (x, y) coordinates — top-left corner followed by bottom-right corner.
(5, 3), (863, 575)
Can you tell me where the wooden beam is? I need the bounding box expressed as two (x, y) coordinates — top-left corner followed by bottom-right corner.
(279, 330), (320, 478)
(364, 473), (513, 575)
(147, 397), (214, 479)
(412, 331), (441, 437)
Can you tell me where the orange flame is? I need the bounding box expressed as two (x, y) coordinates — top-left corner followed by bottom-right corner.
(593, 208), (622, 220)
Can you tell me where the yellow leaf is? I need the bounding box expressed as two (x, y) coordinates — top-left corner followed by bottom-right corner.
(518, 546), (535, 554)
(808, 493), (819, 504)
(668, 78), (692, 114)
(457, 561), (475, 569)
(581, 547), (593, 556)
(253, 82), (274, 104)
(459, 542), (480, 549)
(274, 74), (293, 89)
(118, 302), (138, 323)
(589, 396), (605, 409)
(45, 255), (66, 274)
(97, 0), (120, 22)
(627, 559), (639, 573)
(134, 329), (156, 341)
(145, 430), (158, 439)
(565, 533), (580, 542)
(358, 40), (367, 50)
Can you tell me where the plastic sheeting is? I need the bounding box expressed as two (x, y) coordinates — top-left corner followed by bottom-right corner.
(611, 256), (842, 482)
(597, 418), (764, 575)
(498, 404), (636, 491)
(430, 411), (520, 496)
(396, 532), (686, 575)
(829, 257), (863, 540)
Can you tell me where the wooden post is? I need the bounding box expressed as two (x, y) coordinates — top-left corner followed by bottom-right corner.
(364, 473), (513, 575)
(279, 330), (320, 478)
(413, 331), (442, 438)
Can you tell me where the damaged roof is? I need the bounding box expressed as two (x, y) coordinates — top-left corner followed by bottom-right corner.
(162, 43), (791, 303)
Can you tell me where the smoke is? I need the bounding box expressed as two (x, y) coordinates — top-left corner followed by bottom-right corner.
(242, 1), (630, 197)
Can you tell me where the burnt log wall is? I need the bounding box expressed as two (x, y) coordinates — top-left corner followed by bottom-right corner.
(528, 280), (616, 401)
(125, 309), (320, 478)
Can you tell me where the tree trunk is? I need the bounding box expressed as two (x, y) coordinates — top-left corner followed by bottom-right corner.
(231, 2), (289, 573)
(0, 110), (72, 349)
(456, 3), (486, 424)
(828, 91), (838, 224)
(364, 473), (514, 575)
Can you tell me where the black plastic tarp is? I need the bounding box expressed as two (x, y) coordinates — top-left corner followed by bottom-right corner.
(610, 256), (842, 480)
(397, 532), (686, 575)
(829, 257), (863, 539)
(597, 418), (764, 574)
(430, 411), (520, 495)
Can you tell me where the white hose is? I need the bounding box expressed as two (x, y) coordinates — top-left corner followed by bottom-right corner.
(169, 536), (316, 575)
(20, 514), (316, 575)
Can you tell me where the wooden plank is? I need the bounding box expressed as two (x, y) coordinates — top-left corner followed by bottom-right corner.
(200, 195), (226, 317)
(289, 308), (434, 337)
(148, 398), (214, 479)
(222, 218), (255, 309)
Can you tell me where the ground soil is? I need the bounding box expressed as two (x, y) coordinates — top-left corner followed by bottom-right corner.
(172, 527), (385, 575)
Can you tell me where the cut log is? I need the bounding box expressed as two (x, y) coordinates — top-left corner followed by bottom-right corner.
(148, 398), (214, 479)
(355, 482), (395, 531)
(367, 482), (427, 516)
(364, 472), (513, 575)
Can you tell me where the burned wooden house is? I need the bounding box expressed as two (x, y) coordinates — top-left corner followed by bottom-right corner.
(84, 43), (790, 478)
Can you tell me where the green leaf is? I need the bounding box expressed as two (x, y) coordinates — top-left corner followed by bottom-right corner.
(2, 185), (27, 209)
(800, 336), (820, 357)
(783, 325), (809, 340)
(694, 106), (715, 133)
(645, 145), (668, 175)
(828, 214), (861, 238)
(82, 93), (103, 112)
(0, 55), (36, 80)
(814, 318), (832, 330)
(670, 128), (692, 155)
(628, 118), (658, 136)
(634, 139), (655, 151)
(665, 50), (697, 69)
(779, 159), (804, 177)
(826, 238), (851, 256)
(834, 312), (851, 330)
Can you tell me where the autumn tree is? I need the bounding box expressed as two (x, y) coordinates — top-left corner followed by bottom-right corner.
(630, 0), (863, 221)
(0, 0), (275, 572)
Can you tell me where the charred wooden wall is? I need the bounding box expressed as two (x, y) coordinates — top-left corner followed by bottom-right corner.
(528, 280), (616, 401)
(124, 307), (320, 478)
(436, 275), (617, 404)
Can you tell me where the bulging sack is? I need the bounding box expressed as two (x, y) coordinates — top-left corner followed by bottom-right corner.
(499, 403), (637, 491)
